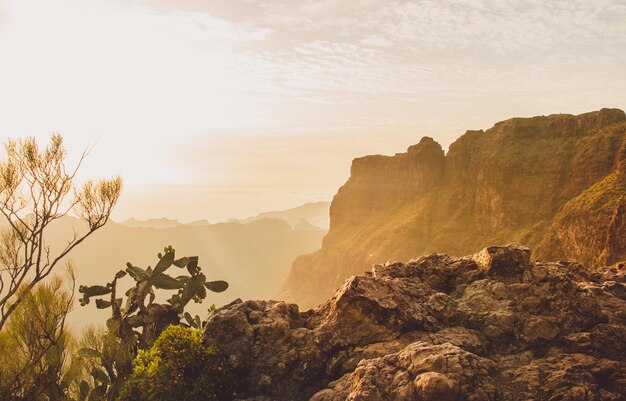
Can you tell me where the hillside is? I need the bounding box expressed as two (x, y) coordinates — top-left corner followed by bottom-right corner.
(281, 108), (626, 308)
(42, 217), (325, 328)
(207, 245), (626, 400)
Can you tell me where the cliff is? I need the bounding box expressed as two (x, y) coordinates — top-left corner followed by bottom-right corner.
(205, 245), (626, 400)
(281, 108), (626, 308)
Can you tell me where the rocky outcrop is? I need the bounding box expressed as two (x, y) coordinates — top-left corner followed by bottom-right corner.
(281, 108), (626, 308)
(205, 245), (626, 401)
(311, 343), (498, 401)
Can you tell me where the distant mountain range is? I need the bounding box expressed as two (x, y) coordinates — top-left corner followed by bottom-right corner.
(120, 217), (183, 229)
(119, 201), (331, 230)
(236, 201), (331, 229)
(39, 212), (325, 329)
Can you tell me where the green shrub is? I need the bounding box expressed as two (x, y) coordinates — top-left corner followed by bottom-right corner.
(0, 275), (80, 400)
(117, 325), (234, 401)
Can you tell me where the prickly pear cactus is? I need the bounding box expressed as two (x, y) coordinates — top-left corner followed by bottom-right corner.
(77, 246), (228, 401)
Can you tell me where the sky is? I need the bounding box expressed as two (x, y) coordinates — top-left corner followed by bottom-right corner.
(0, 0), (624, 222)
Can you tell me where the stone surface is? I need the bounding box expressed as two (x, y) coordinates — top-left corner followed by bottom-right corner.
(280, 108), (626, 309)
(310, 343), (496, 401)
(205, 245), (626, 401)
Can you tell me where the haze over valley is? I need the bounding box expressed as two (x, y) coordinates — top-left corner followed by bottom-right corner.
(44, 206), (327, 329)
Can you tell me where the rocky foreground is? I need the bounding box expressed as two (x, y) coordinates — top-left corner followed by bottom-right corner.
(205, 245), (626, 401)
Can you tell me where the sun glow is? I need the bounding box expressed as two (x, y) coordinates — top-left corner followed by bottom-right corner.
(0, 0), (274, 185)
(1, 0), (624, 221)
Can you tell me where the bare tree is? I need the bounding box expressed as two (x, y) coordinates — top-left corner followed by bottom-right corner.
(0, 133), (122, 330)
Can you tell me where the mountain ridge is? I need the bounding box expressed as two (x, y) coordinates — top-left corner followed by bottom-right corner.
(281, 108), (626, 308)
(238, 201), (330, 229)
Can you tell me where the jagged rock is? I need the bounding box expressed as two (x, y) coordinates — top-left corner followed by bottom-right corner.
(504, 354), (625, 401)
(472, 243), (531, 278)
(310, 343), (497, 401)
(281, 108), (626, 309)
(205, 245), (626, 401)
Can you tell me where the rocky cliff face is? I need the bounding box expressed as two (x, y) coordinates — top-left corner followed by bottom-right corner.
(205, 245), (626, 401)
(281, 109), (626, 308)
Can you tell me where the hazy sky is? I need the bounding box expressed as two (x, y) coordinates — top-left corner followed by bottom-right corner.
(0, 0), (624, 222)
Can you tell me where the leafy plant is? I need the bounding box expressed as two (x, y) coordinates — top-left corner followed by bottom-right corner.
(76, 247), (228, 401)
(117, 325), (235, 401)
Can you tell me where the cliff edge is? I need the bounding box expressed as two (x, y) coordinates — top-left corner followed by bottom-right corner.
(281, 108), (626, 308)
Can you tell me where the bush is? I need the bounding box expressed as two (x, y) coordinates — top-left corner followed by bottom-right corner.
(117, 325), (234, 401)
(0, 275), (80, 400)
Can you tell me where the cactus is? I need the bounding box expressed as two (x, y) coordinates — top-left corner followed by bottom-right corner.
(150, 273), (184, 290)
(79, 246), (228, 315)
(205, 280), (229, 293)
(183, 312), (203, 329)
(77, 246), (228, 401)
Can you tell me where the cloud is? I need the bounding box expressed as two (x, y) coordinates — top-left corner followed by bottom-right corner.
(158, 10), (273, 43)
(359, 35), (394, 48)
(124, 0), (626, 105)
(1, 0), (625, 221)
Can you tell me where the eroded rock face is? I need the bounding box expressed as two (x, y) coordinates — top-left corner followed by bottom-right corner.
(205, 245), (626, 401)
(281, 109), (626, 309)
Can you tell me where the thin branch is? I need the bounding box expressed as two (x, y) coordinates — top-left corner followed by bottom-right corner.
(0, 134), (121, 330)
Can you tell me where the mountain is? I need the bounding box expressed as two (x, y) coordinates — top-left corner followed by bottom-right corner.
(293, 218), (323, 231)
(281, 108), (626, 308)
(185, 219), (211, 226)
(206, 245), (626, 401)
(120, 217), (183, 229)
(42, 217), (324, 329)
(239, 201), (331, 230)
(120, 217), (212, 228)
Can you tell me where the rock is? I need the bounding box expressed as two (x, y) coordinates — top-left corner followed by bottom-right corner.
(309, 343), (495, 401)
(472, 243), (531, 278)
(205, 300), (323, 399)
(590, 324), (626, 358)
(280, 108), (626, 309)
(505, 354), (626, 401)
(205, 245), (626, 401)
(522, 316), (560, 343)
(413, 372), (457, 401)
(455, 279), (516, 342)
